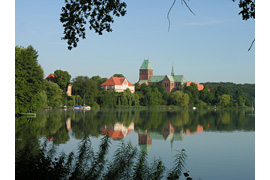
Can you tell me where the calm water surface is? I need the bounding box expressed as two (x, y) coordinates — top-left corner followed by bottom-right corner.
(16, 109), (255, 180)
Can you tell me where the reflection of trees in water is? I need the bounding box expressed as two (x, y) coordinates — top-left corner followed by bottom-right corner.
(209, 110), (255, 131)
(19, 109), (255, 145)
(15, 116), (41, 156)
(16, 135), (191, 180)
(16, 109), (254, 179)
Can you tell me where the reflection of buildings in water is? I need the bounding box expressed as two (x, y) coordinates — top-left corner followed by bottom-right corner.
(138, 123), (205, 153)
(101, 122), (134, 140)
(138, 129), (152, 153)
(66, 117), (71, 132)
(185, 125), (204, 135)
(163, 123), (175, 141)
(47, 136), (54, 141)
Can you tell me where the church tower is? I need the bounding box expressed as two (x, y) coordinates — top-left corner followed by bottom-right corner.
(139, 59), (153, 81)
(171, 64), (174, 76)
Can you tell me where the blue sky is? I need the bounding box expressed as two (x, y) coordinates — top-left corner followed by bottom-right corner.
(15, 0), (255, 84)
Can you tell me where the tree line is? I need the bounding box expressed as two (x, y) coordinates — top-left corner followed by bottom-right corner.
(15, 46), (254, 114)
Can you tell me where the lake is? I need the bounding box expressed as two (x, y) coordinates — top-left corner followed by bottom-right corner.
(15, 109), (255, 180)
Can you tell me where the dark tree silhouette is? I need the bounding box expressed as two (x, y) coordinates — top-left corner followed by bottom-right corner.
(60, 0), (255, 50)
(60, 0), (127, 50)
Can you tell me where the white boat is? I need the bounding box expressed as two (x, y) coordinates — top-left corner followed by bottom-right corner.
(82, 94), (91, 110)
(83, 105), (91, 110)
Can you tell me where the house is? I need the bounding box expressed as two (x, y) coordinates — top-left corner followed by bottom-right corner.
(101, 76), (135, 93)
(45, 73), (55, 82)
(186, 81), (205, 91)
(138, 59), (205, 92)
(66, 84), (72, 96)
(45, 73), (72, 96)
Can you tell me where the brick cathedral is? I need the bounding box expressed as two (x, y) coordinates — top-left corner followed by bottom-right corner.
(138, 59), (204, 93)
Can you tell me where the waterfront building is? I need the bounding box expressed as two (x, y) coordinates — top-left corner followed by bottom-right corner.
(101, 76), (135, 93)
(138, 59), (205, 92)
(45, 73), (72, 96)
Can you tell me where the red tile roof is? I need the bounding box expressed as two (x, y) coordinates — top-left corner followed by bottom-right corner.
(101, 130), (124, 139)
(101, 129), (133, 140)
(185, 125), (204, 135)
(101, 77), (135, 86)
(186, 81), (204, 91)
(45, 73), (55, 79)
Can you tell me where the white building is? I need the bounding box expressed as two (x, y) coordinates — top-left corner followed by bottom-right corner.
(101, 77), (135, 93)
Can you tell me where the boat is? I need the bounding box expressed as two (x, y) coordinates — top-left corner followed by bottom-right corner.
(20, 113), (36, 118)
(62, 105), (68, 109)
(82, 94), (91, 110)
(73, 105), (82, 110)
(73, 95), (82, 110)
(83, 105), (91, 110)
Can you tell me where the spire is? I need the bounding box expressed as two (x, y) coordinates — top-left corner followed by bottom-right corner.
(171, 64), (174, 76)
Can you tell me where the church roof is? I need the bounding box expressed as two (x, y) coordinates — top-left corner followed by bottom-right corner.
(166, 75), (175, 82)
(140, 59), (153, 70)
(173, 75), (184, 82)
(138, 80), (148, 84)
(148, 75), (165, 83)
(149, 75), (185, 83)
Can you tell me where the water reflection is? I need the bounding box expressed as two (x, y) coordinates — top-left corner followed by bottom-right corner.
(138, 129), (152, 153)
(15, 109), (254, 146)
(101, 122), (134, 140)
(15, 109), (255, 180)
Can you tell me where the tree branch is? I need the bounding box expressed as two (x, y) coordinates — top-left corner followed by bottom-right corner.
(167, 0), (195, 32)
(248, 39), (255, 51)
(167, 0), (177, 32)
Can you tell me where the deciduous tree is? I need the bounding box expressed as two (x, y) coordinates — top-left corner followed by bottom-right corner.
(112, 73), (125, 77)
(54, 69), (71, 90)
(72, 76), (99, 106)
(15, 46), (44, 114)
(44, 80), (63, 108)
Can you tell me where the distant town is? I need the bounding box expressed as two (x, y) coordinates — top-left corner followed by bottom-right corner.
(15, 45), (255, 115)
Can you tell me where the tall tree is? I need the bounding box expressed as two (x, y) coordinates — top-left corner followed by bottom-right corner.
(234, 88), (250, 107)
(15, 46), (44, 114)
(184, 83), (199, 106)
(171, 91), (189, 108)
(219, 94), (231, 107)
(72, 76), (99, 106)
(54, 69), (72, 90)
(44, 80), (63, 108)
(91, 75), (108, 90)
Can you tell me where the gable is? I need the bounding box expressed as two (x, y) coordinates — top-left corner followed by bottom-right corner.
(166, 75), (174, 82)
(174, 75), (184, 82)
(122, 79), (128, 86)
